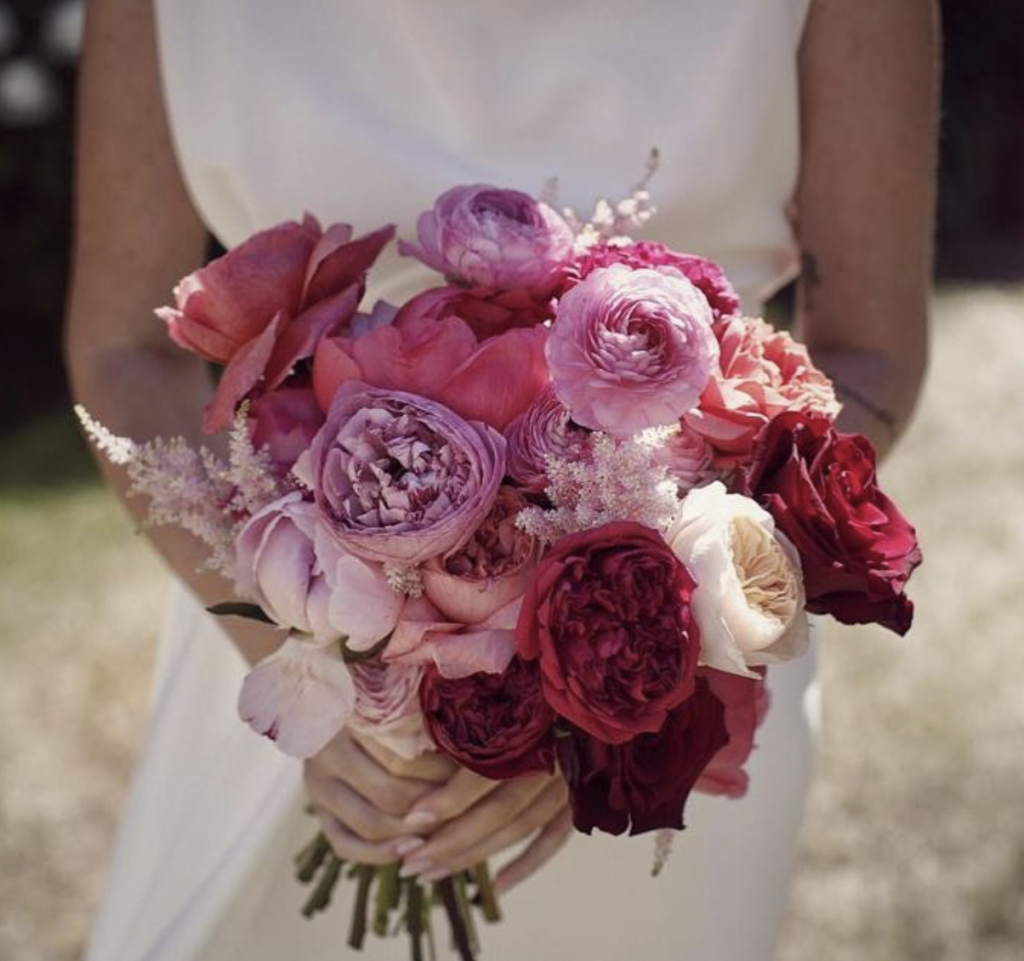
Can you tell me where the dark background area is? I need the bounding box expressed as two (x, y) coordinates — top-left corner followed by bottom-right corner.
(1, 0), (1023, 436)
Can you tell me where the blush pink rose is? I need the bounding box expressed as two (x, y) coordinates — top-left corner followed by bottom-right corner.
(546, 265), (718, 436)
(398, 184), (575, 294)
(504, 385), (591, 493)
(422, 487), (539, 624)
(396, 285), (553, 340)
(248, 384), (325, 474)
(312, 311), (549, 432)
(653, 422), (719, 494)
(684, 316), (841, 469)
(347, 660), (433, 760)
(306, 383), (506, 566)
(158, 215), (394, 432)
(563, 241), (740, 320)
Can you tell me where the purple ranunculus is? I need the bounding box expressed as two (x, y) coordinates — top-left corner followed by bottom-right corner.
(398, 184), (575, 295)
(504, 384), (590, 493)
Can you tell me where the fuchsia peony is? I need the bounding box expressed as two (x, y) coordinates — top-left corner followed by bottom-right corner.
(546, 265), (718, 436)
(313, 310), (549, 432)
(503, 385), (591, 493)
(399, 184), (575, 294)
(305, 383), (506, 566)
(158, 216), (394, 432)
(685, 315), (841, 468)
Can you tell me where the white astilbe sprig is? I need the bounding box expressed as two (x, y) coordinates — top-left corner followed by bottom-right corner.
(516, 428), (682, 544)
(75, 404), (289, 577)
(383, 562), (425, 599)
(547, 148), (660, 251)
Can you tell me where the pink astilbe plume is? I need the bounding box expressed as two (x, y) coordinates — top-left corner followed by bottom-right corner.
(75, 405), (289, 577)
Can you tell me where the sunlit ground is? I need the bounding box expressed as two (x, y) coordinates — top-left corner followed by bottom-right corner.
(1, 286), (1022, 961)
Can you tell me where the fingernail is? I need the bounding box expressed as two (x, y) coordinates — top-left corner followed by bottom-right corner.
(394, 837), (427, 858)
(403, 810), (438, 828)
(399, 857), (434, 879)
(420, 867), (450, 884)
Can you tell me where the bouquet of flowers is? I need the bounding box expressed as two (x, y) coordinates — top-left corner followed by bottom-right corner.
(78, 174), (921, 960)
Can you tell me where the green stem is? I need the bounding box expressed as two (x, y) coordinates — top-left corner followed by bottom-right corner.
(407, 880), (425, 961)
(455, 872), (480, 957)
(294, 832), (331, 885)
(436, 877), (476, 961)
(373, 863), (400, 938)
(348, 864), (375, 950)
(471, 861), (502, 923)
(300, 855), (343, 918)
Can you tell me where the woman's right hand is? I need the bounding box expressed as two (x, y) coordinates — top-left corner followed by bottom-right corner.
(304, 730), (457, 866)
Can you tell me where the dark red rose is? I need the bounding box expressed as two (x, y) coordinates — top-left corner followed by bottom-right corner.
(420, 657), (556, 780)
(560, 241), (740, 320)
(515, 522), (701, 745)
(395, 284), (554, 340)
(556, 675), (729, 836)
(746, 410), (922, 634)
(694, 667), (770, 799)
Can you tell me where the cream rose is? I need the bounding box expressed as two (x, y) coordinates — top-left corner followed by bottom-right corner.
(665, 482), (810, 677)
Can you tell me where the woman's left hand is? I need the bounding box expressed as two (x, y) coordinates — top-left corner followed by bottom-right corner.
(395, 768), (573, 894)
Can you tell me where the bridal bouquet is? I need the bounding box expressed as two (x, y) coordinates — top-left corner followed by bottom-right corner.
(79, 176), (921, 960)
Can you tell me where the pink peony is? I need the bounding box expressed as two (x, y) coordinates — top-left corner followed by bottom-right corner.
(158, 215), (394, 432)
(396, 284), (553, 340)
(422, 487), (539, 624)
(684, 316), (841, 469)
(504, 385), (591, 493)
(306, 383), (506, 566)
(312, 310), (549, 432)
(563, 241), (740, 320)
(398, 184), (574, 294)
(546, 265), (719, 436)
(348, 660), (433, 760)
(248, 384), (325, 474)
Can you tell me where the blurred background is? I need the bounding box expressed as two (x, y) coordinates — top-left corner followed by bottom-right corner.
(1, 2), (1022, 959)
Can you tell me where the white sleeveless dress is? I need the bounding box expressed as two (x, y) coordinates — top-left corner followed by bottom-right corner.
(84, 2), (819, 959)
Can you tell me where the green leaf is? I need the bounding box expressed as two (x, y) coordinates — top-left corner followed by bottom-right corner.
(206, 602), (275, 625)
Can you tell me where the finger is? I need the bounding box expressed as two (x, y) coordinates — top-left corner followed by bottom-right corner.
(351, 731), (456, 784)
(493, 805), (573, 894)
(442, 781), (570, 875)
(317, 811), (408, 867)
(315, 737), (435, 818)
(400, 775), (553, 875)
(306, 768), (416, 844)
(401, 766), (501, 830)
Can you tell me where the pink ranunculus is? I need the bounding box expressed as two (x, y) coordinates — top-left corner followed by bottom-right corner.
(248, 384), (325, 474)
(504, 385), (591, 493)
(312, 309), (549, 432)
(398, 184), (575, 294)
(347, 660), (433, 760)
(157, 215), (394, 432)
(653, 422), (719, 494)
(684, 316), (841, 470)
(234, 492), (335, 638)
(546, 265), (718, 436)
(563, 241), (740, 320)
(422, 487), (539, 624)
(396, 285), (554, 340)
(308, 383), (506, 566)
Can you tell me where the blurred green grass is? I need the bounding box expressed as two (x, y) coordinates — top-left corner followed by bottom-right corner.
(1, 287), (1023, 961)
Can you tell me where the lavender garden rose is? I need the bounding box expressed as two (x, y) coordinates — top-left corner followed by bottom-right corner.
(304, 382), (506, 566)
(398, 184), (575, 294)
(546, 264), (719, 436)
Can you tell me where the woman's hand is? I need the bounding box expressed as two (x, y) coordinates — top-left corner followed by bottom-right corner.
(304, 729), (457, 866)
(395, 768), (573, 894)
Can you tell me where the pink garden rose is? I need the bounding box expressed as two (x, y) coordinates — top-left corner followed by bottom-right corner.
(398, 184), (575, 294)
(563, 241), (740, 320)
(546, 265), (718, 436)
(248, 384), (325, 474)
(158, 215), (394, 432)
(504, 385), (591, 493)
(685, 315), (841, 469)
(305, 383), (506, 566)
(422, 487), (539, 624)
(396, 284), (553, 340)
(312, 311), (549, 432)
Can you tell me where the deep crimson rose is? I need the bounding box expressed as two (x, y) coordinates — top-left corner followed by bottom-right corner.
(420, 657), (556, 779)
(515, 522), (701, 745)
(396, 285), (554, 340)
(694, 667), (771, 799)
(746, 410), (922, 634)
(562, 241), (740, 320)
(556, 675), (729, 835)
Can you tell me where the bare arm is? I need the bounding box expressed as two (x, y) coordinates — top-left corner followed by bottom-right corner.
(794, 0), (939, 459)
(65, 0), (280, 666)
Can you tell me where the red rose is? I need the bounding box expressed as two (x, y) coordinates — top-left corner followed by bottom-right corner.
(420, 657), (556, 780)
(694, 667), (771, 799)
(556, 675), (729, 835)
(747, 411), (922, 634)
(515, 522), (701, 745)
(561, 241), (740, 320)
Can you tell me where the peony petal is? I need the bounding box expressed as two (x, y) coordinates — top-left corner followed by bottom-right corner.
(238, 633), (355, 758)
(302, 224), (395, 307)
(323, 551), (406, 651)
(429, 627), (517, 679)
